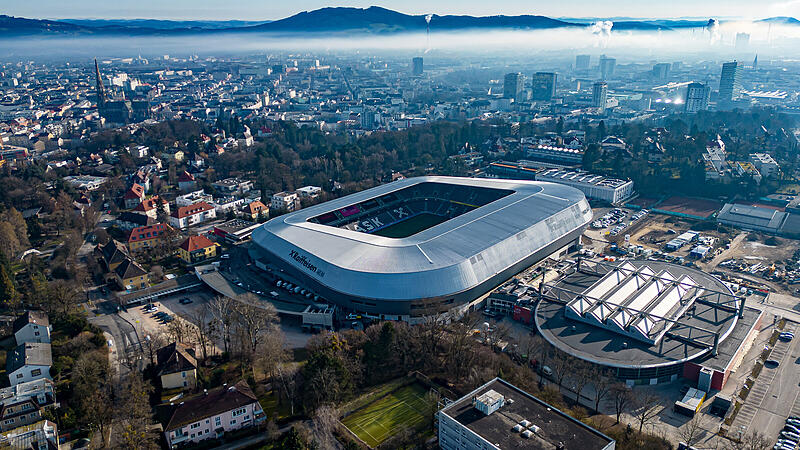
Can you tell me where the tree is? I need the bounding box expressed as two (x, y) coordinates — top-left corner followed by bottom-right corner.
(592, 368), (614, 413)
(610, 383), (634, 424)
(116, 373), (158, 450)
(310, 405), (339, 449)
(724, 430), (771, 450)
(678, 413), (707, 448)
(253, 328), (287, 382)
(48, 279), (81, 315)
(166, 317), (192, 344)
(142, 331), (167, 367)
(548, 351), (573, 389)
(208, 296), (235, 354)
(233, 295), (278, 355)
(572, 360), (592, 407)
(0, 221), (21, 259)
(632, 390), (662, 433)
(187, 303), (214, 361)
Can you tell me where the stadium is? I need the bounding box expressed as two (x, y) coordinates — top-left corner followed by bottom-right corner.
(250, 176), (593, 322)
(534, 258), (764, 388)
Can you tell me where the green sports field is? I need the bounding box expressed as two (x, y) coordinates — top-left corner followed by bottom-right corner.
(372, 213), (448, 238)
(341, 383), (432, 447)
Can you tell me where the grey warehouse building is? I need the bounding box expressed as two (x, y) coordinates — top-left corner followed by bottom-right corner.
(439, 377), (615, 450)
(250, 176), (592, 322)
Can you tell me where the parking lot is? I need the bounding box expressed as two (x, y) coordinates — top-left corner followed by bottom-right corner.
(123, 287), (313, 351)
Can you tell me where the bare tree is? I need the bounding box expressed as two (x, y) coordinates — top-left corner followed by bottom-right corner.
(724, 430), (771, 450)
(592, 368), (614, 413)
(187, 303), (214, 362)
(678, 413), (707, 448)
(572, 360), (593, 407)
(142, 331), (167, 367)
(610, 383), (634, 424)
(310, 405), (339, 449)
(233, 295), (278, 354)
(632, 390), (663, 433)
(166, 317), (192, 344)
(548, 351), (573, 389)
(253, 328), (287, 382)
(115, 373), (158, 450)
(208, 295), (235, 354)
(275, 363), (300, 417)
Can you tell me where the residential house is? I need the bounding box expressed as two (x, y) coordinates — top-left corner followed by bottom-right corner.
(176, 190), (213, 207)
(133, 196), (170, 220)
(6, 343), (51, 386)
(178, 236), (218, 264)
(95, 239), (130, 272)
(160, 380), (265, 448)
(241, 201), (268, 221)
(0, 379), (57, 432)
(600, 136), (632, 158)
(156, 343), (198, 390)
(127, 224), (172, 253)
(178, 171), (197, 192)
(169, 202), (216, 229)
(13, 312), (50, 345)
(116, 211), (156, 231)
(123, 183), (146, 209)
(113, 258), (149, 291)
(0, 420), (58, 449)
(161, 149), (185, 162)
(129, 145), (149, 158)
(270, 191), (299, 213)
(750, 153), (780, 178)
(296, 186), (322, 199)
(212, 178), (253, 196)
(212, 197), (245, 216)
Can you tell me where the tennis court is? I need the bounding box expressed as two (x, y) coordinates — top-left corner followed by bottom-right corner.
(341, 382), (432, 447)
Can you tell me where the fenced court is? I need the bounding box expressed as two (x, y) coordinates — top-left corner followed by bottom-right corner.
(656, 196), (722, 219)
(341, 382), (433, 448)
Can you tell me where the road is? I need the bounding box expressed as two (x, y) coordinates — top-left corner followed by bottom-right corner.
(734, 322), (800, 444)
(86, 299), (144, 377)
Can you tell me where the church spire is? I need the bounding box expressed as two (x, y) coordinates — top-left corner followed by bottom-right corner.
(94, 58), (107, 106)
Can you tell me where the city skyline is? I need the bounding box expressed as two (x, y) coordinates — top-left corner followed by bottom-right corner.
(7, 0), (800, 21)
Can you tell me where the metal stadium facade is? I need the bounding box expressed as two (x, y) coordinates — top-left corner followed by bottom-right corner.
(250, 176), (593, 321)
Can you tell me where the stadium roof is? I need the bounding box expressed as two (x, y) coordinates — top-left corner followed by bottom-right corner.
(252, 176), (592, 301)
(537, 260), (743, 369)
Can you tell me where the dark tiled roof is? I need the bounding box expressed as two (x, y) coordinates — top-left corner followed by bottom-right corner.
(156, 342), (197, 376)
(114, 258), (148, 280)
(99, 240), (129, 266)
(12, 311), (49, 334)
(117, 212), (155, 227)
(160, 380), (259, 431)
(6, 343), (52, 373)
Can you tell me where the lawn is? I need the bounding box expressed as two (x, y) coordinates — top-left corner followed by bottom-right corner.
(372, 213), (448, 238)
(341, 382), (433, 447)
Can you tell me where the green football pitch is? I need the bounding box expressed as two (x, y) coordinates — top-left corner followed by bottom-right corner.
(341, 383), (432, 447)
(372, 213), (448, 238)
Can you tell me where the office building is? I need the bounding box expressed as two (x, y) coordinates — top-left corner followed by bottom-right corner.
(652, 62), (670, 80)
(531, 72), (557, 101)
(412, 57), (424, 76)
(503, 72), (525, 102)
(592, 81), (608, 112)
(575, 54), (591, 71)
(685, 82), (711, 113)
(535, 168), (634, 204)
(735, 32), (750, 49)
(439, 378), (615, 450)
(599, 55), (616, 79)
(719, 61), (742, 105)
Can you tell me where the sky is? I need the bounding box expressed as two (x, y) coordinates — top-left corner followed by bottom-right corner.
(8, 0), (800, 21)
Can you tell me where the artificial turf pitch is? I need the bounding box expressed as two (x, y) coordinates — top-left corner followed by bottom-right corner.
(341, 383), (431, 447)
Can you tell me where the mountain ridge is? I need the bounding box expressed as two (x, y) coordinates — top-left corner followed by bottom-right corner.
(0, 7), (798, 37)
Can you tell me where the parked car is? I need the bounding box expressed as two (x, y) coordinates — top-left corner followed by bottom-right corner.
(179, 298), (193, 304)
